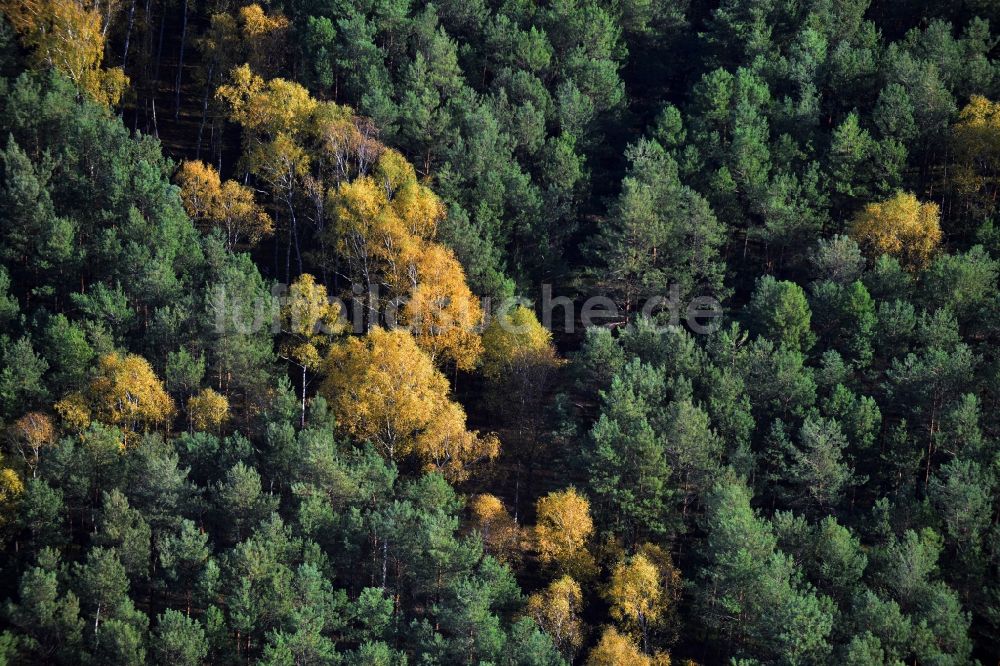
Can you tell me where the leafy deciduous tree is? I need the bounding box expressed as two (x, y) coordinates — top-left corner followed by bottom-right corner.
(321, 327), (498, 481)
(850, 192), (941, 269)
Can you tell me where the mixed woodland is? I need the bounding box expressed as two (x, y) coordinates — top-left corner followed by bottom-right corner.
(0, 0), (999, 662)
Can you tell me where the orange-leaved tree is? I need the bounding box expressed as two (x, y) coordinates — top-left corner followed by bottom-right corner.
(606, 543), (681, 654)
(187, 388), (229, 433)
(217, 65), (483, 371)
(402, 242), (483, 370)
(849, 191), (941, 269)
(55, 352), (174, 446)
(10, 411), (56, 477)
(0, 456), (23, 528)
(585, 626), (671, 666)
(469, 493), (522, 564)
(278, 273), (344, 425)
(320, 326), (498, 481)
(175, 160), (273, 250)
(1, 0), (128, 105)
(329, 150), (483, 369)
(950, 95), (1000, 221)
(534, 487), (596, 579)
(525, 575), (586, 659)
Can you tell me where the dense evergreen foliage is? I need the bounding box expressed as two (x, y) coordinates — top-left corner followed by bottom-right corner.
(0, 0), (999, 663)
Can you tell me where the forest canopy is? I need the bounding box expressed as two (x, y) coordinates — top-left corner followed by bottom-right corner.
(0, 0), (999, 664)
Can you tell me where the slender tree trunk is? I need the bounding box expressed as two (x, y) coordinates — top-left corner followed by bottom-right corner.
(286, 218), (292, 284)
(287, 195), (303, 276)
(196, 64), (215, 159)
(101, 1), (113, 37)
(273, 210), (281, 280)
(925, 393), (940, 485)
(381, 538), (388, 589)
(513, 460), (521, 523)
(122, 0), (137, 67)
(155, 0), (166, 80)
(174, 0), (189, 120)
(293, 214), (303, 275)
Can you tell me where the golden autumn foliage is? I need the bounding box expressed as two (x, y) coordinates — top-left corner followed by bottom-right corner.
(56, 352), (174, 446)
(469, 493), (522, 564)
(175, 160), (273, 249)
(239, 3), (290, 39)
(53, 391), (91, 431)
(534, 487), (596, 578)
(849, 192), (941, 269)
(373, 150), (444, 240)
(0, 462), (23, 527)
(197, 4), (288, 83)
(279, 273), (345, 424)
(238, 3), (289, 37)
(0, 466), (23, 503)
(636, 542), (682, 594)
(480, 304), (560, 380)
(187, 388), (229, 432)
(606, 543), (681, 651)
(279, 273), (344, 370)
(217, 64), (322, 140)
(218, 65), (483, 370)
(11, 411), (56, 477)
(586, 626), (671, 666)
(951, 95), (1000, 218)
(403, 243), (483, 370)
(238, 4), (289, 78)
(525, 575), (586, 658)
(608, 554), (662, 625)
(89, 353), (175, 432)
(329, 153), (483, 368)
(320, 327), (498, 481)
(330, 172), (427, 289)
(248, 131), (311, 200)
(953, 95), (1000, 166)
(217, 63), (374, 184)
(1, 0), (128, 105)
(329, 152), (439, 277)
